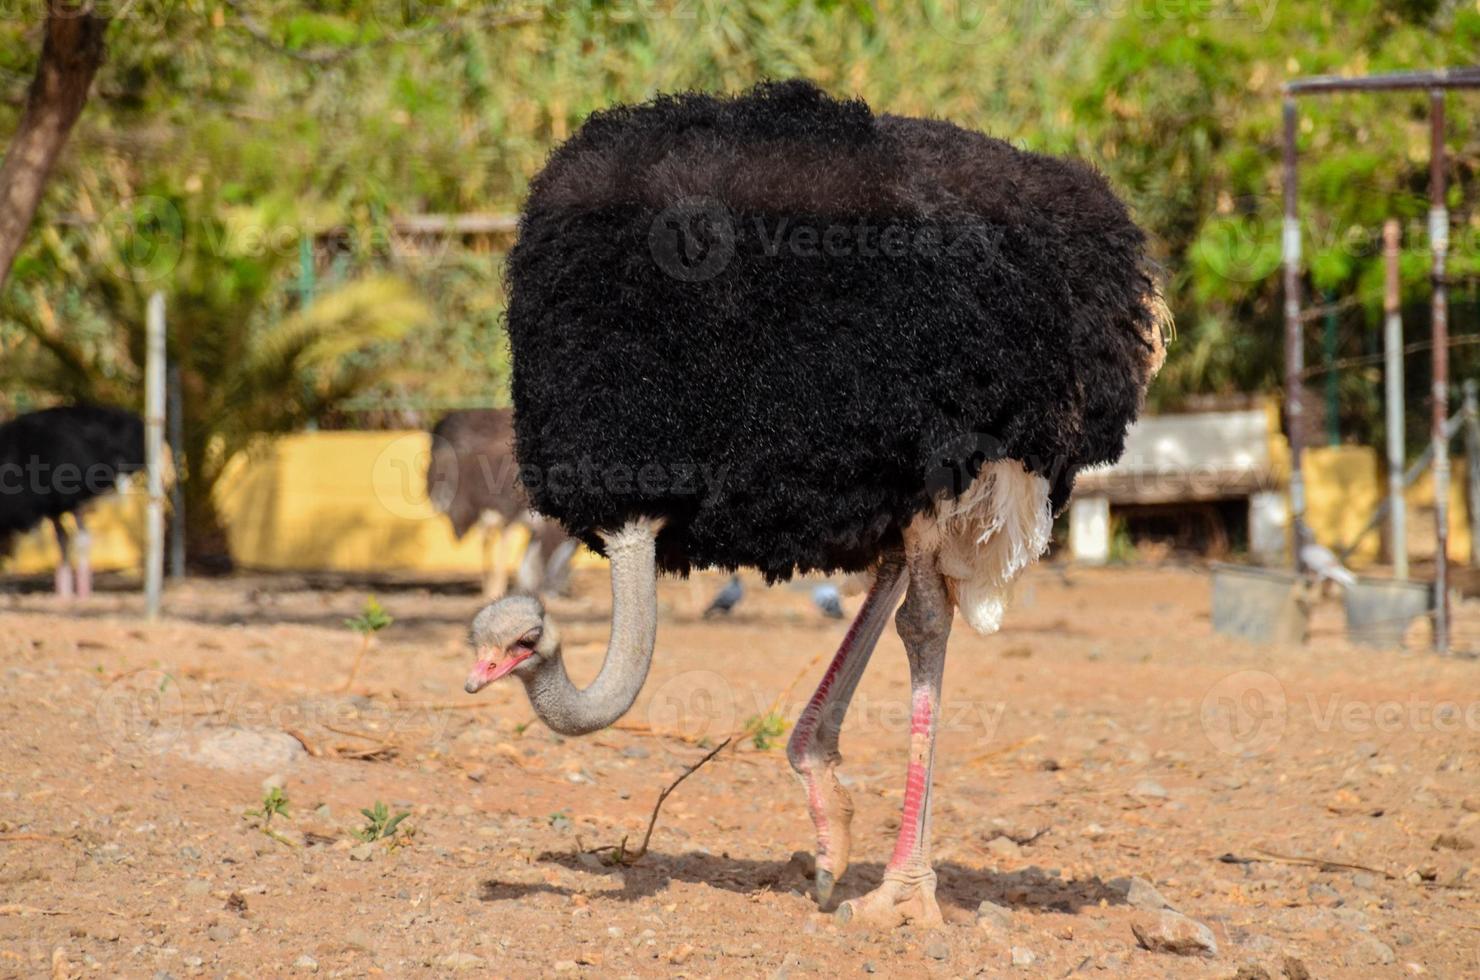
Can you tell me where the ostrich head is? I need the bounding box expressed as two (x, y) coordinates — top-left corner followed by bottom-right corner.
(464, 596), (559, 693)
(462, 517), (664, 736)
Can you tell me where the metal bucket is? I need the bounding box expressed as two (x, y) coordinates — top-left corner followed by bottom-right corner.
(1211, 563), (1308, 645)
(1343, 578), (1432, 649)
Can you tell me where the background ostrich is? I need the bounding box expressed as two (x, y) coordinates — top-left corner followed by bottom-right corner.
(465, 81), (1168, 928)
(0, 404), (145, 598)
(427, 408), (575, 597)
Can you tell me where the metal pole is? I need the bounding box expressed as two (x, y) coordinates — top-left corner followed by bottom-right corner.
(1323, 290), (1340, 445)
(1464, 380), (1480, 569)
(1429, 90), (1450, 653)
(167, 363), (185, 580)
(1282, 97), (1306, 569)
(1383, 219), (1408, 580)
(145, 292), (166, 620)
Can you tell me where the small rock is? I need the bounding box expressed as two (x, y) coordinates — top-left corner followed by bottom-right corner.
(440, 952), (484, 972)
(1349, 936), (1396, 966)
(1130, 779), (1168, 800)
(1351, 872), (1378, 890)
(1130, 910), (1217, 958)
(1110, 876), (1173, 911)
(169, 728), (306, 772)
(178, 845), (202, 862)
(986, 836), (1022, 860)
(292, 954), (318, 973)
(620, 745), (649, 759)
(1082, 823), (1108, 840)
(976, 899), (1014, 932)
(786, 850), (815, 879)
(348, 843), (375, 862)
(206, 923), (237, 943)
(261, 772), (286, 793)
(1231, 964), (1272, 980)
(1460, 797), (1480, 814)
(1354, 741), (1379, 758)
(1010, 947), (1036, 968)
(552, 961), (578, 973)
(1281, 955), (1312, 979)
(1433, 833), (1473, 852)
(862, 963), (876, 974)
(1306, 882), (1342, 907)
(923, 937), (949, 960)
(666, 943), (695, 966)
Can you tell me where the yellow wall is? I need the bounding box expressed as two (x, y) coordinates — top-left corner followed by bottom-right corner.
(2, 431), (589, 576)
(1263, 398), (1471, 564)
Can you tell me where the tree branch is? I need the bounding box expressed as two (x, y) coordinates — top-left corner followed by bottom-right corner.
(0, 2), (109, 291)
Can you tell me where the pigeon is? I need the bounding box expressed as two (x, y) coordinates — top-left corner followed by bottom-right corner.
(703, 575), (744, 618)
(1297, 521), (1357, 590)
(811, 583), (845, 619)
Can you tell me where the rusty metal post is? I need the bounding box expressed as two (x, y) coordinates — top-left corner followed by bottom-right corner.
(1383, 220), (1408, 580)
(1429, 90), (1450, 653)
(1282, 97), (1306, 570)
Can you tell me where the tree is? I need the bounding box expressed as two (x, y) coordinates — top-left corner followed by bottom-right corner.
(6, 194), (430, 564)
(0, 2), (108, 291)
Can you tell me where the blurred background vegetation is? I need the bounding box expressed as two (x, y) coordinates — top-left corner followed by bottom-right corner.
(1, 0), (1479, 551)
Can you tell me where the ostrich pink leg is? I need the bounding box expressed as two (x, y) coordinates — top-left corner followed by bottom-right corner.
(836, 554), (953, 929)
(74, 512), (92, 600)
(787, 556), (907, 907)
(51, 518), (74, 599)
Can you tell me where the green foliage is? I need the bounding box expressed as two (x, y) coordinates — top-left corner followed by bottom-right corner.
(256, 786), (290, 826)
(345, 596), (393, 635)
(355, 801), (411, 842)
(743, 711), (787, 751)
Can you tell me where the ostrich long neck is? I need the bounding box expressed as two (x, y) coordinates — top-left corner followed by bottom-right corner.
(520, 518), (662, 735)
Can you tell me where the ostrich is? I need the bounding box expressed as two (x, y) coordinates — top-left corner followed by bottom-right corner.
(463, 81), (1168, 928)
(426, 408), (575, 597)
(0, 404), (145, 598)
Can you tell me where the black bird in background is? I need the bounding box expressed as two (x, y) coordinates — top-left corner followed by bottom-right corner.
(0, 405), (144, 598)
(703, 575), (743, 618)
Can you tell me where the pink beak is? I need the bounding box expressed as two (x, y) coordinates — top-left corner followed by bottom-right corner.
(464, 649), (533, 694)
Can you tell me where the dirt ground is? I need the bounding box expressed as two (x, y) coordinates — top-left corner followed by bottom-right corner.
(1, 562), (1477, 979)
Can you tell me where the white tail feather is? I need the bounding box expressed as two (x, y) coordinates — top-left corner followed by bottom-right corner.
(913, 459), (1052, 634)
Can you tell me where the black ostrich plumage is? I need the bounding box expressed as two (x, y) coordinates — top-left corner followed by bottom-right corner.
(0, 405), (145, 552)
(506, 80), (1162, 581)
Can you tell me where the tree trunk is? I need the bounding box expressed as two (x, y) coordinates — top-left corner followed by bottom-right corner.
(0, 4), (109, 291)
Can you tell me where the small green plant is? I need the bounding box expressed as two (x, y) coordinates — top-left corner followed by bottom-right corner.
(258, 786), (289, 825)
(340, 596), (394, 692)
(242, 787), (297, 848)
(743, 711), (788, 751)
(355, 801), (411, 842)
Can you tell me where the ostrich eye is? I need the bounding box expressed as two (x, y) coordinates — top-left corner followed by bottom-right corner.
(515, 626), (543, 649)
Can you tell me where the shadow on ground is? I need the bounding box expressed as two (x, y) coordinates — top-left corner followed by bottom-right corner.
(481, 852), (1126, 917)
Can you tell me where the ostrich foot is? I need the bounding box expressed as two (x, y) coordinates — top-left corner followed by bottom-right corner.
(796, 760), (854, 907)
(834, 869), (941, 929)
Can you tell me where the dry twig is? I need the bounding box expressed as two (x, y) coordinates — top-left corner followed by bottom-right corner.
(584, 737), (733, 865)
